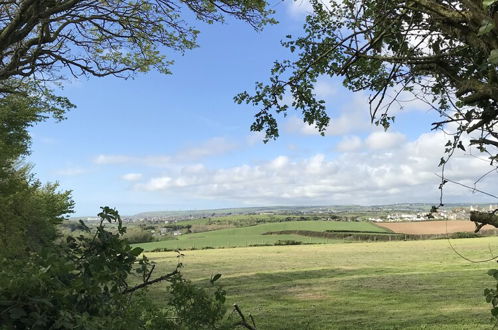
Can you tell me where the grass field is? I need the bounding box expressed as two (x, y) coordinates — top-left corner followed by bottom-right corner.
(137, 221), (388, 251)
(177, 214), (305, 226)
(144, 237), (498, 329)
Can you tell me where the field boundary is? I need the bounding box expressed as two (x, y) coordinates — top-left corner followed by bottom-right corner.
(262, 229), (488, 241)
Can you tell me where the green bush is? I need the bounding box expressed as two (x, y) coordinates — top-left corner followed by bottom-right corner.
(124, 227), (155, 244)
(0, 207), (232, 329)
(274, 239), (302, 246)
(449, 232), (481, 239)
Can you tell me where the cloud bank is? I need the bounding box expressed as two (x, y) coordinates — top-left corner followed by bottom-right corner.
(129, 131), (497, 205)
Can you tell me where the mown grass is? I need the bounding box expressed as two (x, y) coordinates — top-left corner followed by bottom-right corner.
(144, 237), (498, 329)
(136, 221), (387, 251)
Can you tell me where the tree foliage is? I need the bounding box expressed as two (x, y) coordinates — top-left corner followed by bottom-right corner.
(236, 0), (498, 157)
(0, 90), (74, 257)
(0, 87), (74, 169)
(237, 0), (498, 322)
(0, 0), (274, 94)
(0, 207), (232, 329)
(0, 1), (272, 327)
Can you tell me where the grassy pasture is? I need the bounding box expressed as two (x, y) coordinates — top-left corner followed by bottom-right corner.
(145, 237), (498, 329)
(137, 221), (387, 251)
(178, 214), (303, 226)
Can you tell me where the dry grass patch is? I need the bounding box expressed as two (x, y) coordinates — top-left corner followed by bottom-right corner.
(285, 287), (328, 301)
(376, 220), (495, 234)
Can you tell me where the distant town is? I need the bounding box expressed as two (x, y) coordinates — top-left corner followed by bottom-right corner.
(74, 203), (497, 224)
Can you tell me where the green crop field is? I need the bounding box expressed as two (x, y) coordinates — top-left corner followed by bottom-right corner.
(137, 221), (388, 251)
(143, 237), (498, 329)
(177, 214), (302, 226)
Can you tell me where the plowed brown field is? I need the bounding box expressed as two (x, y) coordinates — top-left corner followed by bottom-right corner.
(375, 220), (494, 234)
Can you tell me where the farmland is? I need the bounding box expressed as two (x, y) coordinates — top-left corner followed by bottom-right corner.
(143, 237), (498, 329)
(377, 220), (496, 235)
(136, 220), (389, 251)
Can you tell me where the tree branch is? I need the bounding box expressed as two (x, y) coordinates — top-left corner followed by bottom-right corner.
(123, 268), (178, 294)
(232, 304), (257, 330)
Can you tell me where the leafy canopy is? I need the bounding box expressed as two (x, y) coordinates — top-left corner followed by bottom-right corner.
(237, 0), (498, 323)
(0, 207), (231, 329)
(0, 0), (274, 94)
(236, 0), (498, 165)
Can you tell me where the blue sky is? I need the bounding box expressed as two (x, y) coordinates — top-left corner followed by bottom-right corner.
(28, 1), (498, 216)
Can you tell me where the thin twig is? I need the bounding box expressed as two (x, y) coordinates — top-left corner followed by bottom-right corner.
(233, 304), (257, 330)
(123, 269), (178, 294)
(434, 174), (498, 200)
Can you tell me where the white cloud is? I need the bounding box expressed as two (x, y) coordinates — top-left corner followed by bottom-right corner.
(314, 79), (336, 99)
(55, 167), (88, 176)
(246, 131), (266, 146)
(94, 154), (172, 167)
(94, 155), (135, 165)
(132, 131), (498, 205)
(176, 137), (237, 161)
(284, 94), (373, 137)
(330, 95), (373, 135)
(141, 177), (172, 191)
(287, 0), (313, 17)
(269, 155), (289, 169)
(336, 135), (362, 152)
(284, 117), (325, 136)
(365, 131), (406, 150)
(94, 137), (237, 167)
(181, 164), (206, 174)
(121, 173), (142, 181)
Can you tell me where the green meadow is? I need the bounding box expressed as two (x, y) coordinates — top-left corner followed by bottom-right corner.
(141, 237), (498, 329)
(137, 220), (388, 251)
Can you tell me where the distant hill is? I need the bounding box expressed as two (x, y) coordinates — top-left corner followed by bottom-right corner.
(70, 202), (487, 221)
(130, 203), (481, 219)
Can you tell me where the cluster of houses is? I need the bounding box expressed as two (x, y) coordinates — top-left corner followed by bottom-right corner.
(369, 205), (497, 222)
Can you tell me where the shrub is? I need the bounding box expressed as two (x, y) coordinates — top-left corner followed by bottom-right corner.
(274, 239), (302, 246)
(124, 227), (154, 243)
(0, 207), (233, 329)
(449, 232), (481, 239)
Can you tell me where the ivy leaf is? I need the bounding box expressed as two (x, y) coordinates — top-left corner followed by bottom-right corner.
(488, 49), (498, 65)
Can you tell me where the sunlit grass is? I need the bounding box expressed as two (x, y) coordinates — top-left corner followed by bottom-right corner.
(136, 221), (387, 251)
(144, 237), (498, 329)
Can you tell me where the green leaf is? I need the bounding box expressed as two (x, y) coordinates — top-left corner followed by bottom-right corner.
(483, 0), (498, 7)
(78, 219), (90, 232)
(210, 273), (222, 284)
(9, 307), (27, 319)
(130, 247), (143, 256)
(478, 20), (495, 35)
(488, 49), (498, 65)
(492, 307), (498, 317)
